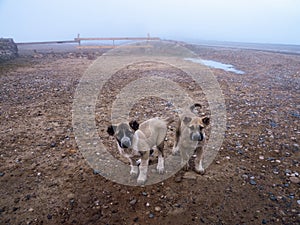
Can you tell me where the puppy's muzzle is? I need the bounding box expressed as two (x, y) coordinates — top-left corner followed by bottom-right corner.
(120, 137), (132, 148)
(190, 132), (205, 142)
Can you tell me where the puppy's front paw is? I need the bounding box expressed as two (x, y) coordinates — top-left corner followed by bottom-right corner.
(195, 161), (205, 175)
(130, 166), (138, 177)
(195, 167), (205, 175)
(137, 177), (146, 185)
(157, 164), (164, 174)
(182, 163), (190, 171)
(172, 146), (179, 156)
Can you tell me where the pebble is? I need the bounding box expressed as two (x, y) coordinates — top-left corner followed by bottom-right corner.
(242, 174), (248, 179)
(183, 172), (197, 180)
(0, 172), (4, 177)
(174, 176), (182, 183)
(297, 200), (300, 205)
(259, 155), (264, 160)
(155, 206), (161, 212)
(93, 169), (100, 175)
(146, 202), (150, 207)
(289, 176), (300, 184)
(129, 199), (137, 205)
(50, 142), (56, 148)
(47, 214), (52, 220)
(249, 179), (257, 185)
(28, 208), (34, 212)
(149, 213), (154, 218)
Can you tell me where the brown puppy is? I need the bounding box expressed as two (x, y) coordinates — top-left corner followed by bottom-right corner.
(172, 104), (210, 174)
(107, 117), (173, 185)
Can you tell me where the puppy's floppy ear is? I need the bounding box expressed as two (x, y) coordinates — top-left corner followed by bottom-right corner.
(202, 117), (210, 126)
(107, 125), (116, 136)
(183, 116), (192, 125)
(129, 120), (139, 131)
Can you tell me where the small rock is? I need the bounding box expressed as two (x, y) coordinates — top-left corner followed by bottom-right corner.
(0, 172), (4, 177)
(149, 213), (154, 218)
(174, 176), (182, 183)
(93, 169), (100, 175)
(297, 200), (300, 205)
(289, 176), (300, 184)
(129, 199), (137, 205)
(50, 142), (56, 148)
(262, 218), (268, 224)
(142, 192), (148, 196)
(259, 155), (264, 160)
(146, 202), (150, 207)
(249, 179), (257, 185)
(269, 195), (277, 201)
(242, 174), (248, 179)
(28, 208), (34, 212)
(183, 172), (197, 180)
(47, 214), (52, 220)
(155, 206), (161, 212)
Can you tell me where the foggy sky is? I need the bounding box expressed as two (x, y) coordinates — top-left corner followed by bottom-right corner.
(1, 0), (300, 45)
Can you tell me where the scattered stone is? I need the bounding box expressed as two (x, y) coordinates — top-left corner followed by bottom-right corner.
(269, 194), (277, 201)
(297, 200), (300, 205)
(149, 213), (154, 218)
(249, 179), (257, 185)
(183, 172), (197, 180)
(28, 208), (34, 212)
(289, 177), (300, 184)
(93, 169), (100, 175)
(47, 214), (52, 220)
(146, 202), (150, 207)
(50, 142), (56, 148)
(155, 206), (161, 212)
(174, 176), (182, 183)
(273, 168), (279, 175)
(242, 174), (248, 179)
(262, 219), (268, 224)
(142, 192), (148, 196)
(0, 172), (4, 177)
(259, 155), (264, 160)
(129, 199), (137, 205)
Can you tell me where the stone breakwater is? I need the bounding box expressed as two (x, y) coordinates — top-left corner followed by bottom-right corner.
(0, 38), (18, 62)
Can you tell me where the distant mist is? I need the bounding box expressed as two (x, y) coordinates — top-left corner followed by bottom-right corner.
(1, 0), (300, 45)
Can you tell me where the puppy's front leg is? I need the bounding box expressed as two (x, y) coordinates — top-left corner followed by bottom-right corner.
(127, 157), (138, 177)
(194, 146), (205, 175)
(180, 146), (190, 171)
(137, 151), (150, 185)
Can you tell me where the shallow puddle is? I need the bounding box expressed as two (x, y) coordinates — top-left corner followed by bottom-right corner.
(185, 58), (245, 74)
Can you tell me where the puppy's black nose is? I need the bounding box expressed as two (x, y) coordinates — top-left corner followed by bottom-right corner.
(121, 138), (131, 148)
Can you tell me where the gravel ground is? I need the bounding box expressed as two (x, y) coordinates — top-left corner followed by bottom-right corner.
(0, 42), (299, 224)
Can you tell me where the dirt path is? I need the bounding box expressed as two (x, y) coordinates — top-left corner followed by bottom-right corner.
(0, 43), (299, 224)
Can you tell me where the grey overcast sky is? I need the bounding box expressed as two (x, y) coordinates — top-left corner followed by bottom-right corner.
(1, 0), (300, 44)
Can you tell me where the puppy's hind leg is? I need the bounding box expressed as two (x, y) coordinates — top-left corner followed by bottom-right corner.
(156, 142), (165, 174)
(172, 120), (181, 155)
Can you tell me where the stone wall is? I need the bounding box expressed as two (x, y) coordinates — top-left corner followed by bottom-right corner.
(0, 38), (18, 62)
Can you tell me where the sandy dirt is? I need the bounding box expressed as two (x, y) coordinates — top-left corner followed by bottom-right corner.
(0, 42), (299, 225)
